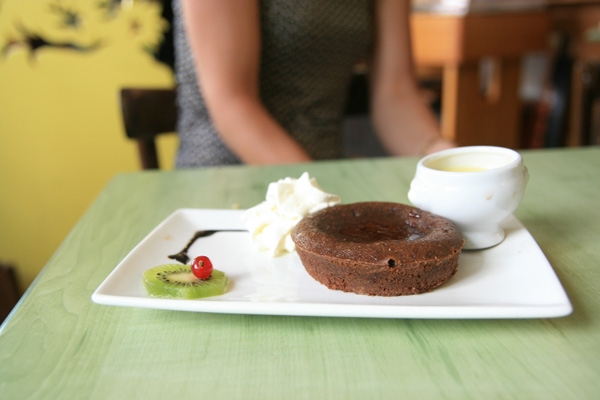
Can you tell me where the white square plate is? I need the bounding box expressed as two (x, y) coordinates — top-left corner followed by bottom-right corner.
(92, 209), (572, 319)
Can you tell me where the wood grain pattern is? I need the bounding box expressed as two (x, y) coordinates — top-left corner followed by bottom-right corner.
(441, 59), (523, 147)
(410, 11), (550, 149)
(411, 11), (550, 65)
(1, 149), (599, 399)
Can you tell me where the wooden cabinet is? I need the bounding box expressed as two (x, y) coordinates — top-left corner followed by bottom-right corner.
(549, 0), (600, 146)
(410, 10), (550, 148)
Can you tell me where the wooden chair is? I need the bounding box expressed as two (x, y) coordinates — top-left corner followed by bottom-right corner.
(0, 262), (20, 324)
(119, 88), (177, 169)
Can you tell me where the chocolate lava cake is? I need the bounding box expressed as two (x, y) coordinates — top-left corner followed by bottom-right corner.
(291, 202), (464, 296)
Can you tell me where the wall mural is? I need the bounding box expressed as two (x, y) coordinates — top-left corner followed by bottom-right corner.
(0, 0), (170, 63)
(0, 0), (176, 292)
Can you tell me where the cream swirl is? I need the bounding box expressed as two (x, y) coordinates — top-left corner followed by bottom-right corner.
(242, 172), (340, 256)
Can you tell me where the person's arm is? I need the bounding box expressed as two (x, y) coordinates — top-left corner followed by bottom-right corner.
(370, 0), (454, 156)
(181, 0), (311, 164)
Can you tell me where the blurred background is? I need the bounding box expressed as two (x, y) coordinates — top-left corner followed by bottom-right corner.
(0, 0), (176, 310)
(1, 0), (599, 316)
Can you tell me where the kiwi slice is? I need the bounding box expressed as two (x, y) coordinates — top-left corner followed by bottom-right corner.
(143, 264), (229, 299)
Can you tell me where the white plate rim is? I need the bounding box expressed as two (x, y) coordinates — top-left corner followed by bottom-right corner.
(91, 208), (573, 319)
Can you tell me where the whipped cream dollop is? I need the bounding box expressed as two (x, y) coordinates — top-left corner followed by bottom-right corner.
(242, 172), (340, 257)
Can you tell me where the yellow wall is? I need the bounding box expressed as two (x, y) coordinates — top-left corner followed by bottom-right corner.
(0, 0), (177, 292)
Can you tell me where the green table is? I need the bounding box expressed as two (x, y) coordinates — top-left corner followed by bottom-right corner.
(2, 147), (599, 399)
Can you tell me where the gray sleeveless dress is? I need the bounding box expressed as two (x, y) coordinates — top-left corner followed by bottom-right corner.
(172, 0), (373, 168)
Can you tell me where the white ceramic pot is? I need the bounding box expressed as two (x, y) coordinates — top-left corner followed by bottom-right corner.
(408, 146), (529, 250)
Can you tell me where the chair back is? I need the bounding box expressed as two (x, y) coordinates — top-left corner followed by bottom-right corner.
(120, 88), (177, 169)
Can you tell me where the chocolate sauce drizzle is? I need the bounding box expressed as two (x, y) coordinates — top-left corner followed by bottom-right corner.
(168, 230), (246, 264)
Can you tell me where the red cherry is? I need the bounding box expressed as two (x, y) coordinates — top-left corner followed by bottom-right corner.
(191, 256), (213, 280)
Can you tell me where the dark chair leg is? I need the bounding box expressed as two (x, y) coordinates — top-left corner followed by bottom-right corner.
(0, 263), (21, 324)
(138, 139), (160, 169)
